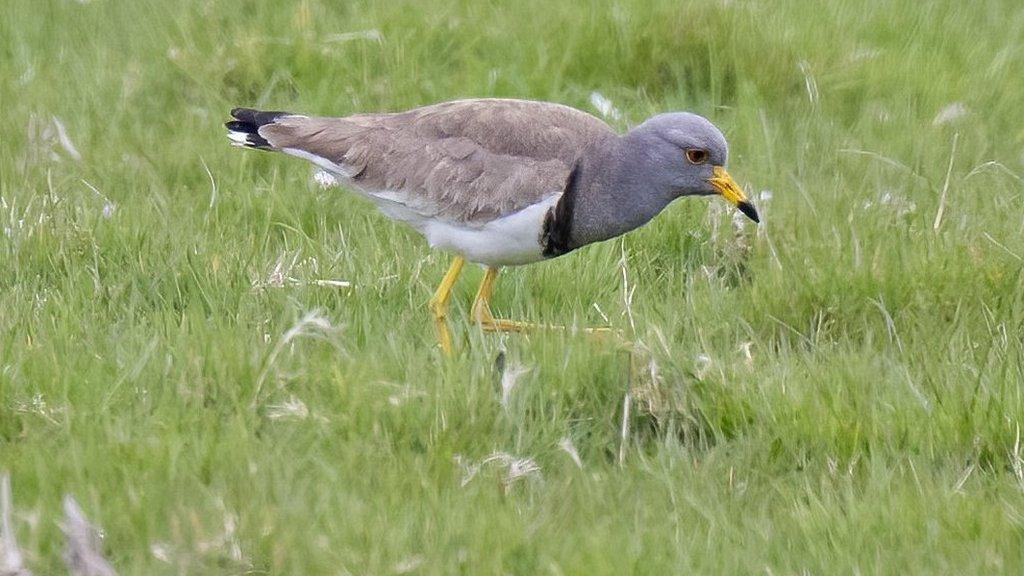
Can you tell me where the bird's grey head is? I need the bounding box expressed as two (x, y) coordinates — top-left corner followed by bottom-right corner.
(624, 112), (759, 222)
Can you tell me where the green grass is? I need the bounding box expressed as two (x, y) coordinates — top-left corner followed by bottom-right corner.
(2, 0), (1024, 573)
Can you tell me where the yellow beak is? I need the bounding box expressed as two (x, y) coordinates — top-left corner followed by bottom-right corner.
(708, 166), (759, 223)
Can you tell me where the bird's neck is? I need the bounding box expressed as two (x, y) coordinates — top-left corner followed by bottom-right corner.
(567, 133), (676, 249)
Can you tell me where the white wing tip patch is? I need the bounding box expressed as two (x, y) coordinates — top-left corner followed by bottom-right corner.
(227, 130), (250, 145)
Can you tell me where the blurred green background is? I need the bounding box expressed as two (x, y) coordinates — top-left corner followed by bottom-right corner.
(2, 0), (1024, 573)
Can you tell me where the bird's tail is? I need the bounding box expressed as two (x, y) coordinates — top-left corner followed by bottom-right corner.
(224, 107), (292, 150)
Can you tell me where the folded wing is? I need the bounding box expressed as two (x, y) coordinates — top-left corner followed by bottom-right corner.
(252, 99), (615, 225)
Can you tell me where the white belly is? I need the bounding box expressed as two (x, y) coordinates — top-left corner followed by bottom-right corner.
(421, 196), (556, 266)
(308, 166), (556, 266)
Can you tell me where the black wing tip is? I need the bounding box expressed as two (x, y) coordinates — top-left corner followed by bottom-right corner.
(229, 107), (292, 126)
(225, 107), (292, 149)
(225, 120), (271, 149)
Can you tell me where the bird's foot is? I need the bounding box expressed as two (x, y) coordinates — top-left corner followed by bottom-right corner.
(472, 303), (631, 348)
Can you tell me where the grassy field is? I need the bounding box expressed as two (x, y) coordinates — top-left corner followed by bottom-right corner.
(2, 0), (1024, 573)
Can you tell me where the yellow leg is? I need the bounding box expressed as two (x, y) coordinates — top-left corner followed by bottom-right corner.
(471, 266), (538, 332)
(470, 267), (619, 341)
(428, 256), (465, 355)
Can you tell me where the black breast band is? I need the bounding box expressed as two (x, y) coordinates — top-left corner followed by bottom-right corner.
(540, 162), (580, 258)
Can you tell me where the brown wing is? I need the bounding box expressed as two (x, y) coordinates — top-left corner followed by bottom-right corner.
(257, 99), (616, 224)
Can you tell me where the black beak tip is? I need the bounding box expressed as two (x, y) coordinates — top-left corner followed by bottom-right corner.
(738, 201), (760, 223)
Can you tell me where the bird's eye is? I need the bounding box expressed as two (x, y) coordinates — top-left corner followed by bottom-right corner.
(685, 149), (709, 165)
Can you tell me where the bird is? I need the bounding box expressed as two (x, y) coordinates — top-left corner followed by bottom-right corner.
(225, 98), (759, 355)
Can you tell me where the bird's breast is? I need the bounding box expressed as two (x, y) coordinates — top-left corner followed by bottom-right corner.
(422, 196), (558, 266)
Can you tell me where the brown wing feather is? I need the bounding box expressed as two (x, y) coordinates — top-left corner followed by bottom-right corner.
(257, 99), (616, 224)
